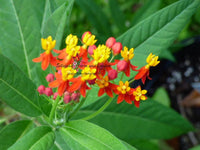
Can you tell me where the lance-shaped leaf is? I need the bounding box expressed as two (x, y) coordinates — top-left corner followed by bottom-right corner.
(59, 120), (127, 150)
(118, 0), (200, 68)
(0, 120), (33, 150)
(0, 0), (74, 85)
(8, 126), (55, 150)
(0, 55), (42, 116)
(75, 98), (194, 140)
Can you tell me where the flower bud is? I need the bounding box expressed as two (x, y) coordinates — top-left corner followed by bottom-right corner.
(64, 95), (71, 104)
(112, 42), (122, 55)
(53, 92), (59, 100)
(88, 45), (96, 55)
(117, 60), (128, 71)
(64, 91), (70, 96)
(44, 88), (53, 96)
(37, 85), (45, 95)
(106, 37), (116, 48)
(58, 69), (62, 75)
(108, 69), (118, 80)
(88, 79), (96, 85)
(71, 93), (79, 101)
(46, 73), (55, 82)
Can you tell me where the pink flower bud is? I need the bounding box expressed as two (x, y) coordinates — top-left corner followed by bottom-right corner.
(88, 79), (96, 85)
(108, 69), (118, 80)
(71, 93), (79, 101)
(44, 88), (53, 96)
(117, 60), (128, 71)
(37, 85), (45, 95)
(112, 42), (122, 55)
(82, 31), (91, 41)
(106, 37), (116, 48)
(64, 91), (70, 96)
(46, 73), (55, 82)
(64, 95), (71, 104)
(88, 45), (96, 55)
(58, 70), (62, 75)
(53, 92), (59, 100)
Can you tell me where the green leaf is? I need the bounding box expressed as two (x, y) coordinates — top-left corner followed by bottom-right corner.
(0, 0), (74, 85)
(42, 0), (74, 49)
(152, 87), (171, 107)
(159, 49), (176, 62)
(108, 0), (126, 31)
(131, 0), (161, 26)
(75, 0), (112, 37)
(0, 120), (33, 150)
(50, 131), (71, 150)
(76, 98), (194, 140)
(189, 145), (200, 150)
(8, 126), (55, 150)
(0, 55), (42, 116)
(59, 120), (127, 150)
(121, 141), (138, 150)
(118, 0), (200, 69)
(130, 139), (159, 150)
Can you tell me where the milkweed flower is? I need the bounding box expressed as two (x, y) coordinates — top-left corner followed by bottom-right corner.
(96, 76), (118, 97)
(116, 81), (133, 104)
(119, 46), (137, 76)
(32, 36), (57, 70)
(133, 86), (147, 107)
(49, 66), (77, 96)
(134, 53), (160, 84)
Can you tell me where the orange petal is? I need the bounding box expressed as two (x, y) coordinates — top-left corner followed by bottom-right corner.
(134, 66), (148, 80)
(41, 54), (50, 70)
(50, 53), (57, 66)
(32, 55), (43, 62)
(49, 80), (59, 88)
(58, 82), (68, 96)
(80, 82), (86, 97)
(69, 77), (82, 92)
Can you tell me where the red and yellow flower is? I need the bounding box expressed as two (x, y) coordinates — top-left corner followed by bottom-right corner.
(32, 36), (57, 70)
(133, 86), (147, 107)
(134, 53), (160, 84)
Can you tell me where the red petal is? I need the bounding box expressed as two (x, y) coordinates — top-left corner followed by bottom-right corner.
(50, 53), (57, 66)
(130, 63), (138, 71)
(134, 67), (148, 80)
(105, 87), (113, 97)
(117, 94), (124, 104)
(69, 77), (82, 92)
(80, 82), (86, 97)
(125, 94), (132, 104)
(98, 88), (105, 97)
(134, 100), (140, 108)
(124, 63), (130, 77)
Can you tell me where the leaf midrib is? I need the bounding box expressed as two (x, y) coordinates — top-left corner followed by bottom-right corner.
(62, 127), (114, 150)
(79, 110), (189, 131)
(0, 78), (41, 112)
(10, 0), (32, 79)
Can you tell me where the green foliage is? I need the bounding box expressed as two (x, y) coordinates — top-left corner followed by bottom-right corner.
(0, 55), (42, 116)
(0, 0), (200, 149)
(60, 120), (130, 150)
(8, 126), (55, 150)
(75, 98), (194, 140)
(0, 120), (33, 150)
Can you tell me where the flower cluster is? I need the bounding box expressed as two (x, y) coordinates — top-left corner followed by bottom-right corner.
(33, 32), (160, 107)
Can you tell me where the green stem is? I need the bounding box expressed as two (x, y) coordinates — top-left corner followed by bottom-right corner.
(82, 97), (113, 121)
(49, 96), (60, 124)
(68, 95), (87, 120)
(109, 55), (115, 62)
(120, 72), (124, 80)
(129, 78), (135, 84)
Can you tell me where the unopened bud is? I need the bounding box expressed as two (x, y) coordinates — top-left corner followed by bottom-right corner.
(44, 88), (53, 96)
(46, 73), (55, 82)
(112, 42), (122, 55)
(64, 95), (71, 104)
(106, 37), (116, 48)
(64, 91), (70, 96)
(108, 69), (118, 80)
(37, 85), (45, 95)
(71, 93), (79, 101)
(117, 60), (128, 71)
(53, 92), (59, 100)
(88, 45), (96, 55)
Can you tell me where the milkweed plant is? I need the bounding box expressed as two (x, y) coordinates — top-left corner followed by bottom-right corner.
(0, 0), (199, 149)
